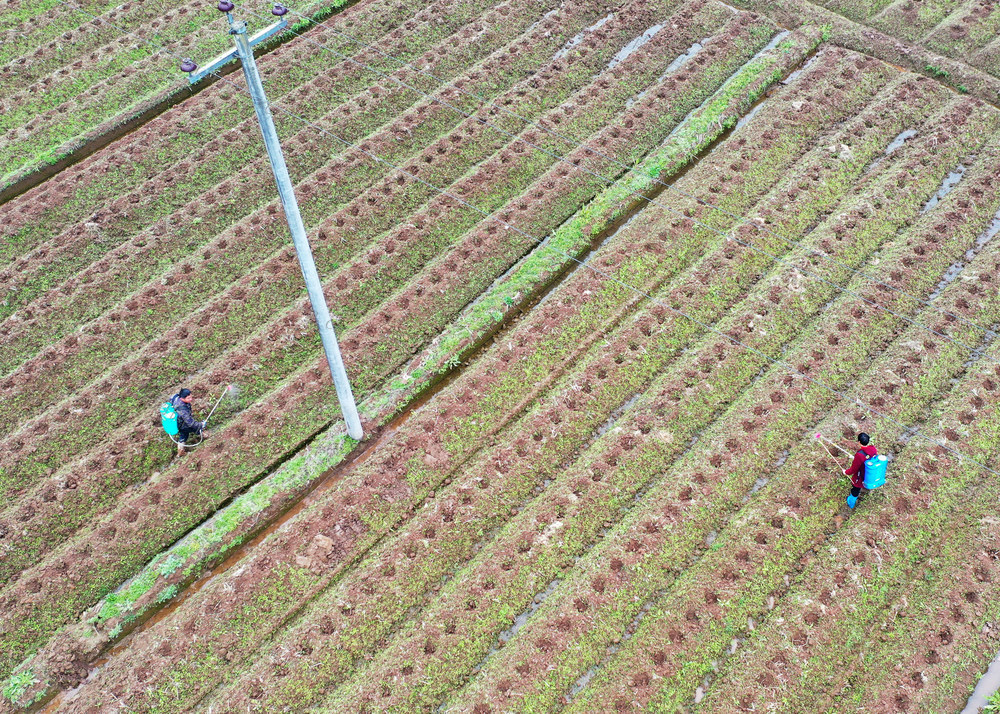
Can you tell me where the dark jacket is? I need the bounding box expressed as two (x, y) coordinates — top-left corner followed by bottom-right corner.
(170, 394), (201, 431)
(845, 444), (878, 489)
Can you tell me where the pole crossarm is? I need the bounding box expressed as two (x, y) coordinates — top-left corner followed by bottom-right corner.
(186, 16), (287, 85)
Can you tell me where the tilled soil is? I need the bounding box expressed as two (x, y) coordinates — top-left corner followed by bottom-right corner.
(6, 0), (1000, 711)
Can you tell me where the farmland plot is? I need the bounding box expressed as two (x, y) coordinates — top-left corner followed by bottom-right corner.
(778, 0), (1000, 78)
(0, 0), (397, 190)
(3, 0), (1000, 711)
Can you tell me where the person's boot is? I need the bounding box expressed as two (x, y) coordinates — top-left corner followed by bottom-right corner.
(177, 444), (185, 458)
(846, 494), (857, 509)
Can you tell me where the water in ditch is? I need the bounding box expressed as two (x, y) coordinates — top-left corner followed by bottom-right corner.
(780, 52), (818, 85)
(627, 38), (708, 108)
(929, 206), (1000, 301)
(920, 162), (967, 214)
(607, 23), (666, 70)
(863, 128), (918, 175)
(963, 649), (1000, 714)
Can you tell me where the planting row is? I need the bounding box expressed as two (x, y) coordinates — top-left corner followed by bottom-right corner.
(694, 161), (1000, 712)
(238, 83), (966, 714)
(0, 0), (611, 482)
(867, 0), (967, 43)
(0, 0), (526, 351)
(0, 27), (824, 709)
(835, 496), (1000, 712)
(700, 306), (1000, 712)
(922, 0), (1000, 69)
(0, 8), (788, 681)
(17, 29), (847, 708)
(52, 50), (940, 711)
(0, 0), (162, 66)
(0, 0), (207, 93)
(0, 0), (362, 187)
(219, 69), (1000, 708)
(408, 95), (1000, 714)
(0, 0), (732, 587)
(815, 0), (896, 23)
(812, 0), (1000, 66)
(0, 0), (513, 283)
(554, 140), (1000, 712)
(0, 0), (85, 34)
(723, 0), (1000, 105)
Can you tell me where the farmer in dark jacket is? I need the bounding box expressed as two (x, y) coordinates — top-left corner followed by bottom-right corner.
(844, 432), (877, 509)
(170, 388), (204, 456)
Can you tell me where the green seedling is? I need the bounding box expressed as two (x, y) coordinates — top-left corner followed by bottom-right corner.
(925, 63), (950, 79)
(2, 670), (36, 704)
(984, 690), (1000, 714)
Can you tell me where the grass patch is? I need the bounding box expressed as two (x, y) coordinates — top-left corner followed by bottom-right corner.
(2, 670), (36, 705)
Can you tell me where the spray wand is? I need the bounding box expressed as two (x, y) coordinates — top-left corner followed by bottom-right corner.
(203, 384), (234, 428)
(814, 433), (852, 476)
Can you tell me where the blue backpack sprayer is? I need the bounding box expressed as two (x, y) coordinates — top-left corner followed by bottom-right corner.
(160, 385), (233, 448)
(815, 432), (888, 502)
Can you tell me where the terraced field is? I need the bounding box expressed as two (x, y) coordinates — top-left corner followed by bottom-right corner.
(3, 0), (1000, 711)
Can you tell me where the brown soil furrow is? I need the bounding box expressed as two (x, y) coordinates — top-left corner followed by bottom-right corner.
(456, 96), (1000, 707)
(697, 330), (1000, 714)
(689, 152), (1000, 710)
(923, 0), (1000, 59)
(725, 0), (1000, 101)
(0, 0), (670, 430)
(57, 48), (908, 712)
(320, 84), (987, 714)
(0, 0), (500, 304)
(0, 0), (702, 555)
(0, 27), (830, 705)
(0, 0), (464, 268)
(0, 0), (416, 188)
(0, 0), (520, 365)
(0, 0), (206, 97)
(0, 9), (783, 678)
(864, 546), (1000, 713)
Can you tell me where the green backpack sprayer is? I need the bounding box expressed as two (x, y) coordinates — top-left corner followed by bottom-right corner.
(160, 385), (234, 449)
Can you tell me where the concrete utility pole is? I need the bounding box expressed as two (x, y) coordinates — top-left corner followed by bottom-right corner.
(181, 2), (363, 440)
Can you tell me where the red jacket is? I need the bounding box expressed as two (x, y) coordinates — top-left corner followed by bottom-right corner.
(845, 444), (878, 488)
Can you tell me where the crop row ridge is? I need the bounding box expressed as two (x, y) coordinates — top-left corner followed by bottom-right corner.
(0, 0), (372, 202)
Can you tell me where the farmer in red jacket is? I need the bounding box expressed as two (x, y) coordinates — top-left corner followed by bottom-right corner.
(844, 432), (877, 509)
